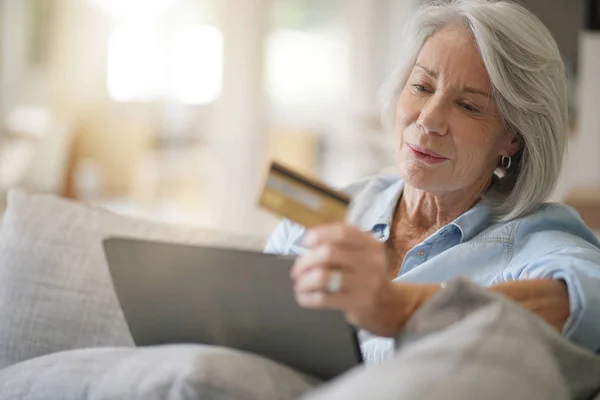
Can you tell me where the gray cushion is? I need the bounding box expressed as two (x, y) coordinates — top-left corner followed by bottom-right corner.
(303, 278), (600, 400)
(0, 189), (266, 369)
(0, 344), (317, 400)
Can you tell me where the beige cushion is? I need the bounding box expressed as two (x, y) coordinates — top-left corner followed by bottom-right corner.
(0, 189), (266, 369)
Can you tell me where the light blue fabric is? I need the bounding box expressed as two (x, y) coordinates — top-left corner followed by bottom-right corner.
(264, 174), (600, 355)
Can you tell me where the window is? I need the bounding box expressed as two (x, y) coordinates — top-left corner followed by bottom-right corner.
(266, 0), (349, 120)
(96, 0), (222, 104)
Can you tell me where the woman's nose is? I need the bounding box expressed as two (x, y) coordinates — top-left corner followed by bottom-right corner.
(416, 96), (450, 136)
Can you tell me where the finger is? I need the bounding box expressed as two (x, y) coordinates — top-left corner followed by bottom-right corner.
(291, 242), (389, 281)
(290, 244), (357, 280)
(293, 268), (351, 294)
(295, 290), (347, 310)
(303, 223), (373, 250)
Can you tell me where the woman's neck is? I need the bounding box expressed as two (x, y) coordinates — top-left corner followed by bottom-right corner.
(397, 179), (490, 233)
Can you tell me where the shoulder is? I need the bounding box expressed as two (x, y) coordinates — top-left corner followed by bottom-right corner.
(264, 173), (403, 255)
(338, 172), (402, 198)
(342, 173), (403, 229)
(476, 203), (600, 262)
(512, 203), (600, 248)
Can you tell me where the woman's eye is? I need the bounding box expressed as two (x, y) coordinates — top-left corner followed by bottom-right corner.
(461, 102), (480, 113)
(411, 84), (429, 93)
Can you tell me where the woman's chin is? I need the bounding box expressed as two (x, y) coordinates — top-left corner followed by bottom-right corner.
(398, 166), (447, 192)
(403, 178), (442, 193)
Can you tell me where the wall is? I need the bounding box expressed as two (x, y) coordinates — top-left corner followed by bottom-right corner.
(519, 0), (583, 73)
(554, 31), (600, 201)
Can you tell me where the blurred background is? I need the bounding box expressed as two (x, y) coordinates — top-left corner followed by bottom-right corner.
(0, 0), (598, 237)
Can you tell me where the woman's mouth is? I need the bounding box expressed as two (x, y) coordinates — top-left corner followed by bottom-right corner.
(407, 144), (449, 164)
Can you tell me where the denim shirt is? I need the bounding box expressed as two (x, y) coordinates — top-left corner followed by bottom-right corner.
(264, 174), (600, 356)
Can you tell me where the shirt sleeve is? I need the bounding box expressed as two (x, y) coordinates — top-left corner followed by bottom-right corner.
(263, 219), (295, 254)
(500, 245), (600, 353)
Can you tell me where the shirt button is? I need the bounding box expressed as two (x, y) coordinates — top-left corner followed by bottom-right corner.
(418, 250), (426, 257)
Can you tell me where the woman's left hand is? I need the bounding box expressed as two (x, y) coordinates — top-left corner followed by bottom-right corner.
(291, 223), (410, 337)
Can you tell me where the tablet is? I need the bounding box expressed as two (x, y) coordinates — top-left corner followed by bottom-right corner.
(103, 237), (363, 380)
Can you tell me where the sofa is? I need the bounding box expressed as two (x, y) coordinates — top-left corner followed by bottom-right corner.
(1, 189), (600, 400)
(0, 189), (314, 399)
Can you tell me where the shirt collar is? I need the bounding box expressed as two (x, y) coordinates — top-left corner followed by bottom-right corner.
(449, 200), (493, 243)
(350, 178), (404, 237)
(354, 178), (492, 243)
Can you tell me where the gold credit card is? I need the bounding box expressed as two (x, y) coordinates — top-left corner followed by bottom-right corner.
(258, 161), (351, 228)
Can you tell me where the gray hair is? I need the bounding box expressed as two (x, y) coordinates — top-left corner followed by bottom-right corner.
(381, 0), (569, 221)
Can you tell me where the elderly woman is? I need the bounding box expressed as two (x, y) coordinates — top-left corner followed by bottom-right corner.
(266, 0), (600, 360)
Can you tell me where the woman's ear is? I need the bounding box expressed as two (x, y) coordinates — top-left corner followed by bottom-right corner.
(504, 132), (523, 157)
(510, 134), (523, 156)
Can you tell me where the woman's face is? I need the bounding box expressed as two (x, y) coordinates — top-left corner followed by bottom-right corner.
(395, 25), (518, 196)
